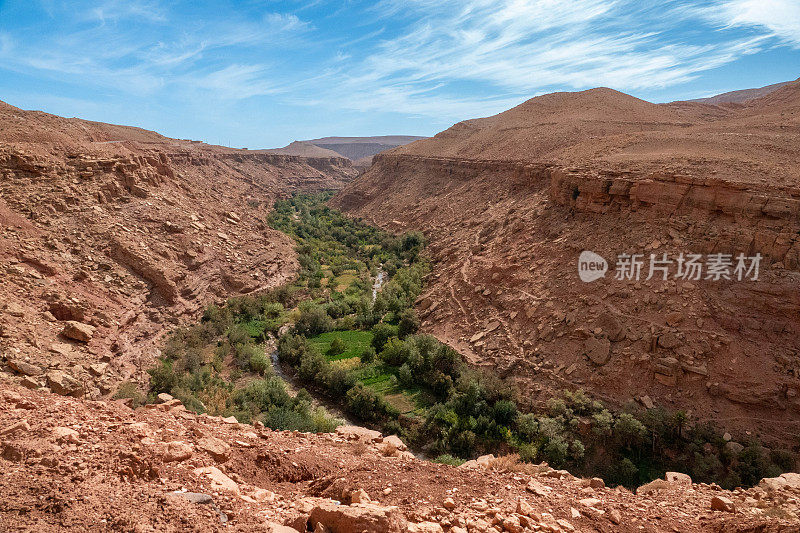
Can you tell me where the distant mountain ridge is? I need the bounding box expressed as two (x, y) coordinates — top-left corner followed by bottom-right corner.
(684, 79), (796, 105)
(268, 135), (426, 167)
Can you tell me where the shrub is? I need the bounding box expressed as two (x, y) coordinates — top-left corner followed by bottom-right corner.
(371, 323), (397, 352)
(434, 454), (465, 466)
(328, 337), (346, 357)
(294, 304), (333, 336)
(148, 359), (178, 394)
(397, 308), (420, 338)
(113, 381), (145, 408)
(360, 346), (376, 364)
(249, 349), (271, 375)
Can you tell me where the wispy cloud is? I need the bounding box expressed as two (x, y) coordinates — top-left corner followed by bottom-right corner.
(0, 0), (798, 145)
(700, 0), (800, 47)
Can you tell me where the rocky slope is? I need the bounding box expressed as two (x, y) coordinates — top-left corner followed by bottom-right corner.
(2, 380), (798, 532)
(0, 100), (357, 399)
(332, 80), (800, 447)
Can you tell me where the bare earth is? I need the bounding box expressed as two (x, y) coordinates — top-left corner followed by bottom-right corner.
(2, 382), (798, 532)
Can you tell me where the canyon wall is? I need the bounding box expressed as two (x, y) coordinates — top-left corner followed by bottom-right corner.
(334, 152), (800, 447)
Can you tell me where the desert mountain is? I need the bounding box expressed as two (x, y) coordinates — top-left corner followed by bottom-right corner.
(333, 79), (800, 446)
(686, 79), (795, 105)
(261, 140), (344, 158)
(0, 99), (356, 394)
(270, 135), (427, 169)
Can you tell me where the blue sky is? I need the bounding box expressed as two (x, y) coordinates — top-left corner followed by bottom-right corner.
(0, 0), (798, 148)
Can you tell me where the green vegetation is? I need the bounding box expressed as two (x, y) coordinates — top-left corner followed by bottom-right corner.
(145, 290), (341, 433)
(146, 191), (792, 490)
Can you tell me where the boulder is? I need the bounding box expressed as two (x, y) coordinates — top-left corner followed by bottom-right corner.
(52, 427), (80, 444)
(724, 441), (744, 455)
(382, 434), (407, 451)
(583, 337), (611, 365)
(46, 371), (84, 397)
(308, 501), (408, 533)
(198, 436), (231, 462)
(193, 466), (239, 494)
(336, 425), (382, 443)
(6, 358), (43, 376)
(61, 321), (96, 342)
(710, 496), (735, 513)
(665, 472), (692, 486)
(163, 441), (193, 462)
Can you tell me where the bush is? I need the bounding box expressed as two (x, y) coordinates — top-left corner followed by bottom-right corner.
(294, 304), (333, 337)
(434, 454), (465, 466)
(249, 349), (271, 375)
(397, 309), (420, 338)
(328, 337), (346, 357)
(148, 359), (178, 394)
(371, 323), (397, 352)
(360, 346), (376, 364)
(113, 382), (145, 408)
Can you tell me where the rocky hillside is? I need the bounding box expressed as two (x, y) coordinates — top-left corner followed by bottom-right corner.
(332, 80), (800, 448)
(0, 100), (357, 400)
(2, 380), (798, 532)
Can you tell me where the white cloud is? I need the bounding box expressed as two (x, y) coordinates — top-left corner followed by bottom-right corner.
(702, 0), (800, 46)
(312, 0), (773, 120)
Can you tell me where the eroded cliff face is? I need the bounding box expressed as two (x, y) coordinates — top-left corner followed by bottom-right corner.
(333, 152), (800, 446)
(0, 103), (357, 399)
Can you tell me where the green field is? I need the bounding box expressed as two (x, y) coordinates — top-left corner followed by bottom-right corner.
(308, 330), (374, 360)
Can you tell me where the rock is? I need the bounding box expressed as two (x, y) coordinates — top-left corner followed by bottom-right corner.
(4, 302), (24, 317)
(172, 491), (213, 505)
(163, 441), (193, 462)
(556, 518), (575, 531)
(722, 432), (732, 442)
(221, 415), (239, 424)
(157, 393), (174, 403)
(657, 332), (682, 349)
(408, 522), (444, 533)
(665, 472), (692, 486)
(88, 363), (108, 377)
(0, 420), (30, 436)
(654, 372), (677, 387)
(382, 434), (407, 451)
(608, 508), (622, 524)
(710, 496), (735, 513)
(20, 376), (41, 389)
(198, 436), (231, 462)
(308, 500), (408, 533)
(46, 370), (84, 397)
(589, 477), (605, 489)
(724, 441), (744, 455)
(526, 480), (551, 497)
(475, 454), (495, 468)
(665, 311), (684, 326)
(570, 507), (581, 519)
(349, 488), (371, 504)
(516, 498), (535, 517)
(53, 426), (80, 443)
(61, 321), (96, 342)
(443, 497), (455, 510)
(336, 425), (382, 443)
(193, 466), (239, 494)
(583, 337), (611, 365)
(636, 479), (670, 495)
(578, 497), (601, 508)
(6, 358), (43, 376)
(639, 395), (654, 409)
